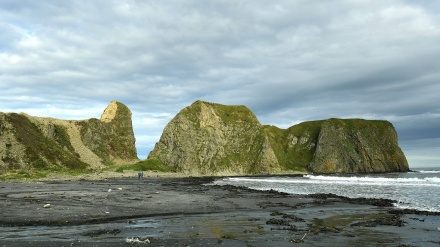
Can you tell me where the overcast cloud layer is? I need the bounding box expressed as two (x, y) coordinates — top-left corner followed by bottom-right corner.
(1, 1), (439, 168)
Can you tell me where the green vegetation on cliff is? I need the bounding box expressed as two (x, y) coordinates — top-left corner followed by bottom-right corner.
(5, 113), (88, 171)
(149, 101), (409, 175)
(0, 101), (139, 176)
(148, 100), (280, 175)
(0, 99), (409, 177)
(264, 118), (408, 174)
(79, 101), (138, 165)
(309, 118), (408, 173)
(263, 120), (322, 172)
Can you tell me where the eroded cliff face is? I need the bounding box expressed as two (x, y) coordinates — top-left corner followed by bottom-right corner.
(308, 119), (409, 173)
(265, 118), (409, 174)
(148, 100), (281, 175)
(0, 101), (138, 172)
(79, 101), (138, 165)
(150, 101), (409, 175)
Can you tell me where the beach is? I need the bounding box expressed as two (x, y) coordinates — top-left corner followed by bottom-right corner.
(0, 174), (439, 247)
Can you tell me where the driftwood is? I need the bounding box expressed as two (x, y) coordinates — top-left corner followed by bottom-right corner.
(290, 232), (308, 243)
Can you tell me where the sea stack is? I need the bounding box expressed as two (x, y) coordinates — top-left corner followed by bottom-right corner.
(264, 118), (409, 173)
(149, 100), (409, 175)
(148, 100), (281, 175)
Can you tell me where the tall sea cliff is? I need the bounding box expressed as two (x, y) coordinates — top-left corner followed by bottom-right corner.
(149, 100), (409, 175)
(1, 100), (409, 175)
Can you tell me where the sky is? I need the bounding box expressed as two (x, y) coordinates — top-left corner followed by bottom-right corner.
(1, 1), (439, 168)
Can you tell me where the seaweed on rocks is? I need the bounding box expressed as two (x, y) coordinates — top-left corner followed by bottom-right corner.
(266, 218), (291, 226)
(308, 193), (396, 207)
(309, 226), (342, 234)
(350, 214), (406, 227)
(389, 209), (440, 216)
(270, 211), (305, 222)
(282, 213), (306, 222)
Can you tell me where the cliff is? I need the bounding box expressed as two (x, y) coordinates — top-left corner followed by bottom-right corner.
(264, 118), (409, 173)
(148, 100), (281, 175)
(0, 101), (138, 172)
(149, 101), (409, 174)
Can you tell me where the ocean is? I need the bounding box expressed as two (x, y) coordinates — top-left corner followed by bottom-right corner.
(212, 167), (440, 212)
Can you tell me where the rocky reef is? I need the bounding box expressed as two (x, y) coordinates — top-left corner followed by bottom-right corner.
(149, 100), (409, 175)
(0, 101), (138, 172)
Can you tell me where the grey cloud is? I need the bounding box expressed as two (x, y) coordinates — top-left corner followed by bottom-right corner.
(1, 0), (439, 167)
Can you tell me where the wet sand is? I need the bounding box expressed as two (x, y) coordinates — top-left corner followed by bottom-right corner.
(0, 176), (439, 246)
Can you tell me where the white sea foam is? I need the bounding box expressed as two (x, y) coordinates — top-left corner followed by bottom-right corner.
(418, 170), (440, 174)
(305, 175), (440, 186)
(228, 175), (440, 187)
(216, 172), (440, 212)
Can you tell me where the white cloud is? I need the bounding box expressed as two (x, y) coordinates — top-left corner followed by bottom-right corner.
(0, 0), (439, 166)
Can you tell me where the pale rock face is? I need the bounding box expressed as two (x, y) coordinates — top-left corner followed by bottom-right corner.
(290, 135), (298, 146)
(299, 133), (309, 145)
(101, 100), (118, 123)
(287, 134), (311, 148)
(199, 102), (222, 128)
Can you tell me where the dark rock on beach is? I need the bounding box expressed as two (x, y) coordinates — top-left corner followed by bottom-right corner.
(308, 193), (396, 207)
(351, 214), (406, 227)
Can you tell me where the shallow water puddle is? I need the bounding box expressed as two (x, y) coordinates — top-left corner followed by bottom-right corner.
(2, 211), (438, 246)
(312, 213), (386, 227)
(0, 211), (274, 243)
(127, 212), (270, 241)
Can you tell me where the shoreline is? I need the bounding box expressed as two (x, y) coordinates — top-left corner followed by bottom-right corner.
(1, 176), (439, 246)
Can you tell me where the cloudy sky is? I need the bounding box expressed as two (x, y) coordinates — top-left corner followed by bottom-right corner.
(1, 1), (439, 168)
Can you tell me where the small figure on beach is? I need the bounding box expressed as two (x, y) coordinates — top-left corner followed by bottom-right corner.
(138, 172), (144, 179)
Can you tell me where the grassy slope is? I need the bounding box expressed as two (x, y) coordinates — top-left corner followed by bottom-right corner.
(6, 113), (89, 170)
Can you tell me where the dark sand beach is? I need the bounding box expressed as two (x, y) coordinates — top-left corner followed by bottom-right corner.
(0, 176), (439, 247)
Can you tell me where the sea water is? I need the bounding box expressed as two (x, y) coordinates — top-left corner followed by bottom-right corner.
(212, 167), (440, 212)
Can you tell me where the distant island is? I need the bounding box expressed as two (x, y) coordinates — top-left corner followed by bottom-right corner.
(0, 100), (409, 177)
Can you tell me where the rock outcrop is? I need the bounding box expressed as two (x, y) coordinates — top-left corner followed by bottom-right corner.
(0, 101), (138, 172)
(264, 118), (409, 173)
(148, 100), (281, 175)
(149, 101), (409, 174)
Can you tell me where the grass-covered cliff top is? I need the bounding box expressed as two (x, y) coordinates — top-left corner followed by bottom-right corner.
(181, 100), (260, 125)
(263, 118), (399, 173)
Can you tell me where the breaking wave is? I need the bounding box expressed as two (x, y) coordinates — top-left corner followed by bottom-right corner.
(304, 175), (440, 186)
(214, 171), (440, 212)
